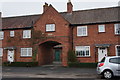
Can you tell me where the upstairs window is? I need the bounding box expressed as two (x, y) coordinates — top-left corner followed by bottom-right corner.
(77, 26), (88, 36)
(21, 48), (32, 57)
(98, 25), (105, 32)
(23, 30), (31, 38)
(46, 24), (55, 32)
(0, 48), (3, 57)
(114, 24), (120, 35)
(10, 31), (15, 37)
(75, 46), (90, 57)
(0, 31), (4, 40)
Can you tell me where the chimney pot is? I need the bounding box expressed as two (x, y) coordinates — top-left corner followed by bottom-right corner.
(67, 0), (73, 13)
(43, 2), (48, 13)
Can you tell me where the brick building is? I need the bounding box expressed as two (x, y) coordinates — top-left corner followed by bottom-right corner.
(0, 12), (2, 63)
(1, 1), (120, 66)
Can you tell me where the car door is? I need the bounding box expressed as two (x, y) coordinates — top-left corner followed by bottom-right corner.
(109, 58), (120, 76)
(117, 58), (120, 76)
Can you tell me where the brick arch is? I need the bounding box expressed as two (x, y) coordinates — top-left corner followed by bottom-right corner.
(37, 39), (68, 66)
(38, 38), (64, 46)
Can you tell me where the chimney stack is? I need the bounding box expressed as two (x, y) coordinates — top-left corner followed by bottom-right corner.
(67, 0), (73, 13)
(43, 2), (48, 13)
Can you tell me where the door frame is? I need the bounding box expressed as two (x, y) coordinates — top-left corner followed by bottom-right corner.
(7, 50), (14, 62)
(54, 49), (62, 62)
(98, 47), (107, 62)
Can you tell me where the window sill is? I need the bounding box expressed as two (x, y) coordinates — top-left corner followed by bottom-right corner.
(23, 38), (31, 39)
(77, 36), (88, 37)
(20, 56), (32, 58)
(45, 31), (55, 33)
(98, 32), (106, 34)
(115, 34), (120, 36)
(10, 36), (14, 38)
(76, 56), (91, 58)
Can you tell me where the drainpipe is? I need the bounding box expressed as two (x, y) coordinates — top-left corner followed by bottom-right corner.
(71, 27), (74, 50)
(69, 24), (74, 50)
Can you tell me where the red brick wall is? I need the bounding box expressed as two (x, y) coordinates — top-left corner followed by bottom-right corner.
(34, 8), (70, 38)
(2, 6), (71, 66)
(73, 23), (119, 63)
(2, 5), (119, 65)
(34, 6), (71, 66)
(2, 29), (33, 62)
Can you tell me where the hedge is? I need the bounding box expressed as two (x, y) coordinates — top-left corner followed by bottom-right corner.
(3, 62), (38, 67)
(68, 62), (98, 68)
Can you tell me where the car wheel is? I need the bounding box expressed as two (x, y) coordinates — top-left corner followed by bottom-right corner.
(103, 70), (113, 79)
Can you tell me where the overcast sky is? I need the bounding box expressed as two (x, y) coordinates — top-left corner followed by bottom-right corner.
(0, 0), (120, 17)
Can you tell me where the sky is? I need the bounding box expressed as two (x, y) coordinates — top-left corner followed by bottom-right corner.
(0, 0), (120, 17)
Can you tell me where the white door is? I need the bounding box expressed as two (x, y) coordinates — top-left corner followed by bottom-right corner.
(98, 48), (107, 62)
(8, 50), (14, 62)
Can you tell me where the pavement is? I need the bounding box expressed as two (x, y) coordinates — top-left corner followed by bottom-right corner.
(2, 64), (97, 79)
(2, 78), (105, 80)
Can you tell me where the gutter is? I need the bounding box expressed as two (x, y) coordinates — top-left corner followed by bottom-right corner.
(0, 26), (33, 31)
(69, 21), (120, 27)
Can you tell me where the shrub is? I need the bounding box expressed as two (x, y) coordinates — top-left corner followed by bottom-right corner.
(3, 62), (38, 67)
(68, 50), (78, 63)
(68, 62), (97, 68)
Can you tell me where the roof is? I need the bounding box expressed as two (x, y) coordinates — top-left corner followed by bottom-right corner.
(95, 44), (110, 48)
(2, 6), (120, 29)
(4, 46), (17, 50)
(2, 14), (41, 29)
(61, 6), (120, 24)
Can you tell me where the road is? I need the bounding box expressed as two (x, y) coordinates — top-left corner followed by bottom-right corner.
(2, 77), (120, 80)
(2, 65), (120, 80)
(1, 78), (109, 80)
(2, 66), (97, 79)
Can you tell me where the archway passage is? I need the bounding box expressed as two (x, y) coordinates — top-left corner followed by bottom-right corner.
(38, 41), (62, 65)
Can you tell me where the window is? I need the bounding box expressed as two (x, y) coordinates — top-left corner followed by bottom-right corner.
(116, 45), (120, 56)
(75, 46), (90, 57)
(0, 48), (3, 57)
(77, 26), (88, 36)
(10, 31), (15, 37)
(109, 58), (120, 64)
(0, 31), (4, 40)
(46, 24), (55, 32)
(23, 30), (31, 38)
(98, 25), (105, 32)
(114, 24), (120, 34)
(100, 57), (106, 63)
(21, 48), (32, 57)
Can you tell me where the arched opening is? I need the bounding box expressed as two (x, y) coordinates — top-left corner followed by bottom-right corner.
(38, 41), (63, 65)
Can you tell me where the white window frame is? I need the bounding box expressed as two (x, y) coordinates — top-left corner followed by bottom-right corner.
(98, 25), (105, 32)
(0, 48), (3, 57)
(0, 31), (4, 40)
(10, 31), (15, 37)
(75, 46), (90, 57)
(46, 24), (55, 32)
(77, 26), (88, 36)
(23, 30), (31, 38)
(114, 24), (120, 35)
(21, 48), (32, 57)
(115, 45), (120, 56)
